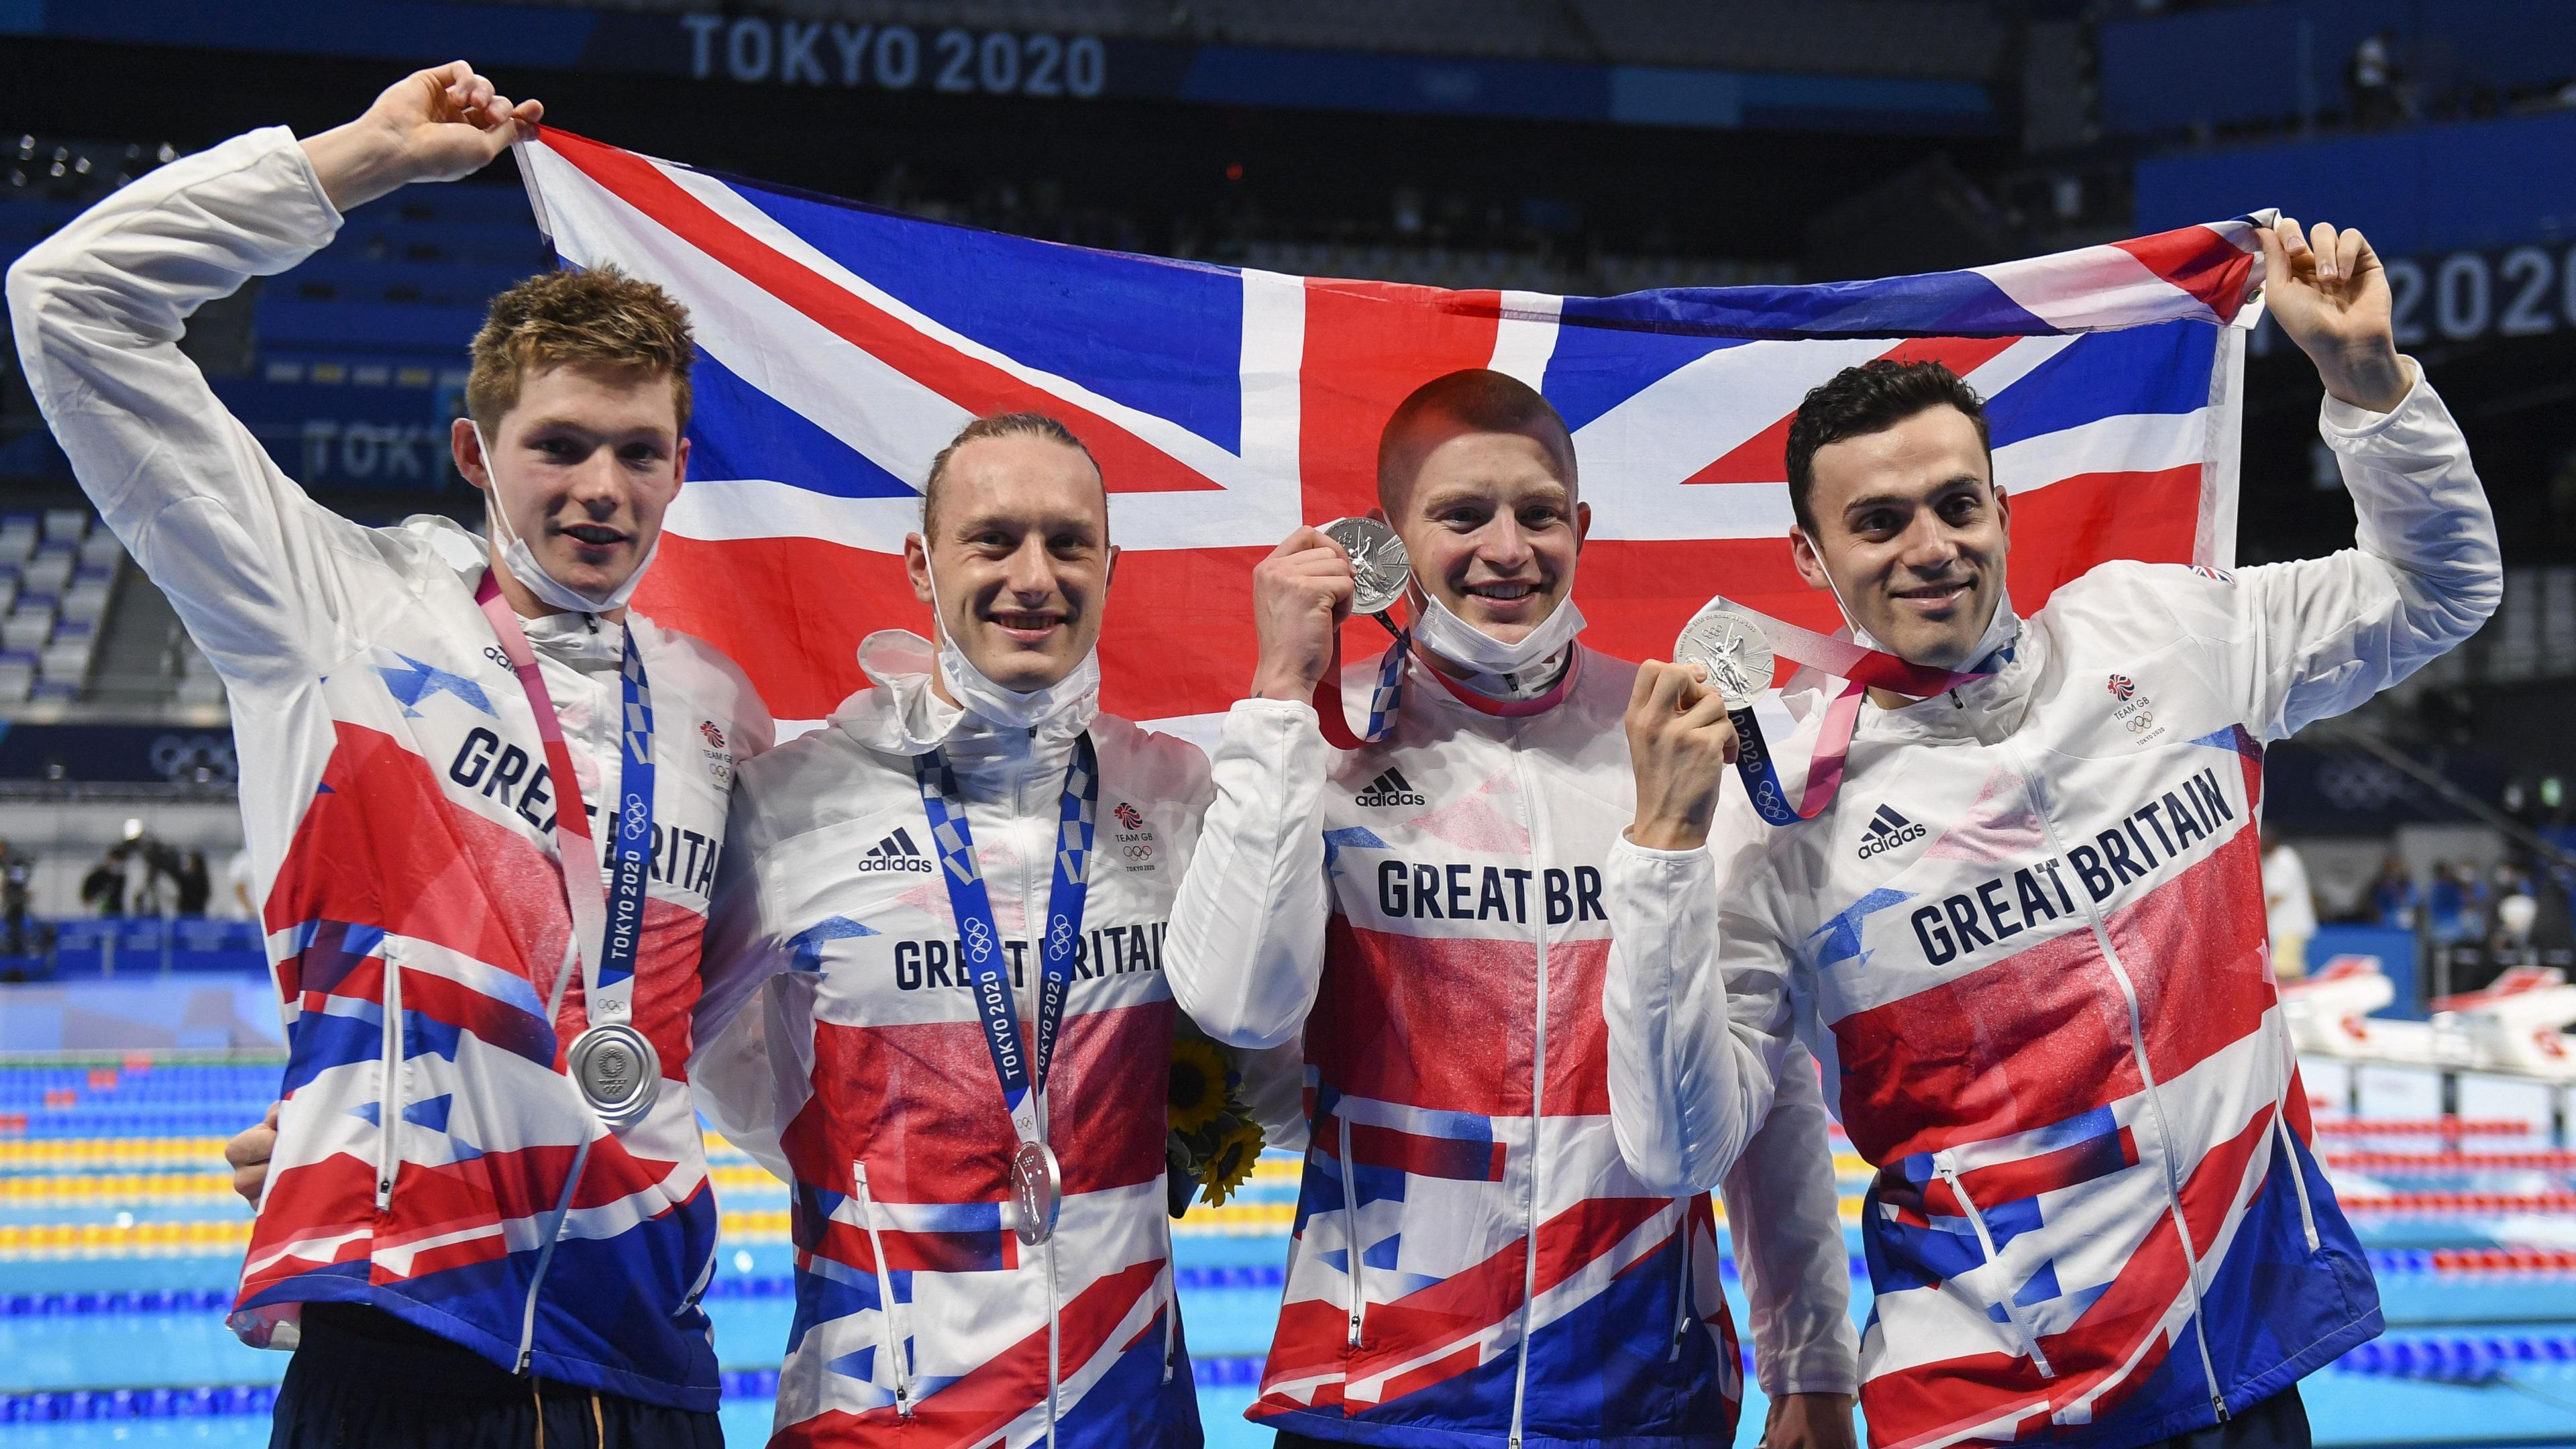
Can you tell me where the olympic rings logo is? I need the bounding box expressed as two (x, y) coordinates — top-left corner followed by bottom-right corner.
(963, 918), (995, 961)
(1047, 915), (1076, 953)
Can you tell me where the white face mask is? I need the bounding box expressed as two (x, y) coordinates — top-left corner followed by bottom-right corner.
(475, 423), (659, 615)
(921, 546), (1100, 736)
(1407, 584), (1587, 700)
(1805, 534), (2020, 673)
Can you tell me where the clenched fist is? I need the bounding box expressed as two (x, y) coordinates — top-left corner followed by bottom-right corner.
(224, 1101), (281, 1208)
(1625, 659), (1739, 853)
(299, 61), (545, 213)
(2259, 215), (2414, 414)
(1249, 527), (1358, 702)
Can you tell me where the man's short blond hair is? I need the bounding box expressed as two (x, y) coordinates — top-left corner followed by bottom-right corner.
(1376, 368), (1577, 511)
(920, 412), (1104, 535)
(464, 266), (695, 432)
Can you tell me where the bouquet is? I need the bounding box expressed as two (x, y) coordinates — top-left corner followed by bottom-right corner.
(1167, 1019), (1265, 1216)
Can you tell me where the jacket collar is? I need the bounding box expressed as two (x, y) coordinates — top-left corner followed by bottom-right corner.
(828, 632), (1073, 798)
(1848, 599), (2043, 746)
(408, 513), (631, 669)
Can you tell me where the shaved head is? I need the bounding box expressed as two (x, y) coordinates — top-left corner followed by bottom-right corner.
(1377, 369), (1576, 513)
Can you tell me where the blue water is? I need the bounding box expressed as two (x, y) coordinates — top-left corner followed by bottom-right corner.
(5, 1062), (2576, 1447)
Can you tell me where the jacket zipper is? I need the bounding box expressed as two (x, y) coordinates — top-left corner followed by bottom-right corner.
(2009, 741), (2229, 1421)
(1935, 1158), (2055, 1377)
(1666, 1203), (1693, 1361)
(1159, 1213), (1177, 1383)
(1012, 751), (1063, 1448)
(1342, 1110), (1367, 1347)
(680, 1231), (720, 1316)
(374, 955), (402, 1211)
(2275, 1108), (2321, 1252)
(851, 1161), (916, 1417)
(1505, 751), (1546, 1449)
(508, 641), (614, 1375)
(515, 1134), (592, 1374)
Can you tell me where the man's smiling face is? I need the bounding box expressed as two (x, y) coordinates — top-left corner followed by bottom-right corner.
(906, 431), (1116, 694)
(474, 362), (688, 600)
(1381, 423), (1589, 647)
(1790, 402), (2010, 670)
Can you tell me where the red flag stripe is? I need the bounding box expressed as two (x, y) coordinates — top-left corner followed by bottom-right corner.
(538, 127), (1222, 498)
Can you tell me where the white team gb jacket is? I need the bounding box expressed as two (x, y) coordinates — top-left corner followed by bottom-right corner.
(1605, 368), (2498, 1449)
(694, 645), (1298, 1447)
(6, 127), (774, 1408)
(1167, 649), (1858, 1448)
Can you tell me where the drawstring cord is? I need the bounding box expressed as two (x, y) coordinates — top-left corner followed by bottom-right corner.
(527, 1384), (608, 1449)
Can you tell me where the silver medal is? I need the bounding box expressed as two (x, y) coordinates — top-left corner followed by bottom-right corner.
(1319, 517), (1411, 617)
(567, 1022), (659, 1132)
(1008, 1139), (1063, 1247)
(1674, 601), (1776, 710)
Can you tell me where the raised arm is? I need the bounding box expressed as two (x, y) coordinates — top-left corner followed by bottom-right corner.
(2214, 218), (2501, 737)
(1603, 662), (1791, 1194)
(3, 63), (539, 688)
(1165, 529), (1352, 1048)
(1165, 699), (1333, 1048)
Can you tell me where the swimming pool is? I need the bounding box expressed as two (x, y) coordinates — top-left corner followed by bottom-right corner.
(3, 1059), (2572, 1447)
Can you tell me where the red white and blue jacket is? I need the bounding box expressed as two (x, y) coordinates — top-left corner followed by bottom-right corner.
(1169, 651), (1858, 1448)
(1603, 371), (2498, 1448)
(694, 651), (1300, 1447)
(7, 128), (774, 1410)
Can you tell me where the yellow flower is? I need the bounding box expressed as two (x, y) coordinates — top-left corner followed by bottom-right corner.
(1168, 1037), (1230, 1136)
(1196, 1118), (1264, 1208)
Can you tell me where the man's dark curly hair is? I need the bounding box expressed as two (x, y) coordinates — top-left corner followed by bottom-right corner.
(1784, 359), (1991, 535)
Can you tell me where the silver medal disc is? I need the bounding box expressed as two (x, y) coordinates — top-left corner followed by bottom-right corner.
(1674, 601), (1776, 710)
(1009, 1139), (1063, 1247)
(1318, 517), (1411, 617)
(567, 1022), (659, 1132)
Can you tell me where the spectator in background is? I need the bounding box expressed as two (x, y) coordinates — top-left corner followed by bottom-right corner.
(0, 840), (30, 955)
(221, 848), (256, 922)
(173, 851), (211, 916)
(2369, 851), (2422, 931)
(2460, 863), (2493, 943)
(2263, 826), (2318, 979)
(2487, 863), (2536, 957)
(2429, 859), (2468, 944)
(2348, 29), (2402, 128)
(119, 828), (172, 918)
(79, 847), (126, 916)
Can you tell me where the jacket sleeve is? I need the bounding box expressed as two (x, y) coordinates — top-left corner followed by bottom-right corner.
(5, 126), (380, 690)
(1720, 1041), (1860, 1399)
(688, 803), (810, 1186)
(1603, 814), (1796, 1195)
(2182, 367), (2500, 741)
(1164, 698), (1332, 1049)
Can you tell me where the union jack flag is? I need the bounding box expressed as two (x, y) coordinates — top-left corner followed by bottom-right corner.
(514, 128), (2266, 731)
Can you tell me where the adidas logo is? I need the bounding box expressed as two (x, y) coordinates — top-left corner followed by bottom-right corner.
(1354, 767), (1426, 808)
(857, 826), (935, 873)
(1855, 804), (1927, 860)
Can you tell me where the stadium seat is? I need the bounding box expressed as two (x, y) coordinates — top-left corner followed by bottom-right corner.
(40, 635), (93, 682)
(60, 572), (113, 624)
(40, 508), (88, 543)
(20, 551), (73, 596)
(1, 608), (54, 653)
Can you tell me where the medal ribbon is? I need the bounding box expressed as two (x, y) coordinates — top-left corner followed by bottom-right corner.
(1695, 596), (2008, 827)
(474, 574), (656, 1032)
(1311, 630), (1409, 751)
(913, 733), (1099, 1152)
